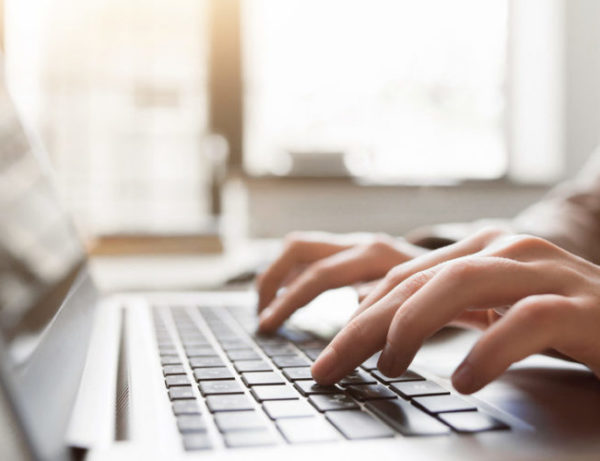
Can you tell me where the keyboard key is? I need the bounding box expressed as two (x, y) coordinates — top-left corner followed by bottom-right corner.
(326, 410), (394, 440)
(178, 328), (204, 335)
(261, 344), (298, 356)
(371, 369), (424, 384)
(189, 357), (224, 368)
(172, 400), (201, 415)
(169, 387), (195, 400)
(277, 417), (339, 443)
(360, 352), (381, 370)
(242, 372), (285, 386)
(227, 350), (261, 361)
(366, 399), (451, 436)
(182, 433), (212, 450)
(194, 367), (234, 381)
(346, 384), (397, 401)
(160, 356), (182, 366)
(412, 395), (477, 414)
(234, 360), (273, 372)
(309, 394), (359, 412)
(282, 367), (313, 381)
(220, 340), (252, 351)
(179, 333), (208, 341)
(339, 369), (377, 386)
(251, 385), (299, 401)
(177, 415), (207, 433)
(272, 355), (311, 368)
(206, 395), (255, 412)
(297, 341), (326, 352)
(165, 375), (191, 387)
(263, 400), (315, 419)
(294, 380), (343, 396)
(214, 332), (239, 341)
(158, 345), (177, 354)
(163, 365), (185, 376)
(199, 380), (244, 395)
(254, 336), (287, 347)
(438, 411), (509, 433)
(224, 429), (277, 448)
(156, 330), (175, 347)
(214, 411), (267, 432)
(302, 349), (323, 361)
(390, 381), (450, 399)
(185, 347), (217, 357)
(181, 339), (210, 347)
(277, 327), (314, 344)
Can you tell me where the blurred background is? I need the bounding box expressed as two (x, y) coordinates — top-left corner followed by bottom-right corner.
(2, 0), (600, 247)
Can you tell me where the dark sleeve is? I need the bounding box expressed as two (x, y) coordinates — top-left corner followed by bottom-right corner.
(406, 151), (600, 263)
(512, 151), (600, 264)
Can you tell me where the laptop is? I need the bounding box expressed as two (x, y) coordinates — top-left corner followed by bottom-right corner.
(1, 71), (600, 461)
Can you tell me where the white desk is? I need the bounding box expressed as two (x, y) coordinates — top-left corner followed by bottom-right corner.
(88, 239), (280, 293)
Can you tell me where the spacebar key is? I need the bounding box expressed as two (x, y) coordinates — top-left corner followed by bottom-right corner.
(366, 399), (450, 436)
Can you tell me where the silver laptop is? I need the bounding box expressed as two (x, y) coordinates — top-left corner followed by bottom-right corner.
(1, 73), (600, 461)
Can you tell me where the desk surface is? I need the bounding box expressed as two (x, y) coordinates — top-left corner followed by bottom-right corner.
(88, 239), (279, 293)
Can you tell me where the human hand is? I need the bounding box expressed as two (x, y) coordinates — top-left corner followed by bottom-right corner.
(311, 229), (600, 394)
(256, 231), (427, 332)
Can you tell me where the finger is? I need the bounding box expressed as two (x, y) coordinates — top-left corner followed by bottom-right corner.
(452, 294), (572, 393)
(258, 244), (393, 332)
(311, 268), (439, 384)
(350, 227), (507, 320)
(355, 279), (382, 302)
(480, 234), (563, 262)
(378, 257), (561, 377)
(256, 237), (349, 311)
(448, 309), (498, 330)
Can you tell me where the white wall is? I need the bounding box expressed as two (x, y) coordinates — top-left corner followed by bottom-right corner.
(563, 0), (600, 177)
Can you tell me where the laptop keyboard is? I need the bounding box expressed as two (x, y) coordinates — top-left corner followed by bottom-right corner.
(152, 304), (509, 450)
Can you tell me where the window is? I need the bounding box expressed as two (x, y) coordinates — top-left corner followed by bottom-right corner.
(243, 0), (509, 181)
(5, 0), (211, 236)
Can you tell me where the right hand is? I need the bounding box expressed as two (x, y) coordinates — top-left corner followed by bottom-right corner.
(256, 231), (428, 332)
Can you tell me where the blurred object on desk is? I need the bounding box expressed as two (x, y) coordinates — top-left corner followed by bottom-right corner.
(88, 239), (280, 293)
(86, 232), (223, 256)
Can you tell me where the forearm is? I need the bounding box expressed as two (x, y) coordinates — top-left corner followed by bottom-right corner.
(512, 153), (600, 264)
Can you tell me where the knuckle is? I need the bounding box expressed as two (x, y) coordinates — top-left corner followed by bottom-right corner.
(283, 231), (304, 247)
(475, 226), (509, 243)
(515, 297), (559, 326)
(393, 268), (436, 296)
(439, 259), (479, 284)
(502, 234), (554, 255)
(368, 234), (396, 252)
(385, 265), (406, 285)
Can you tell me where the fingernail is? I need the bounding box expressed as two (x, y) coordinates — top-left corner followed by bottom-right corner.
(452, 360), (474, 393)
(258, 307), (274, 331)
(311, 347), (338, 384)
(259, 306), (272, 321)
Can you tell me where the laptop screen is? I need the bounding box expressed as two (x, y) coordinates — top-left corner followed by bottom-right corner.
(0, 83), (85, 364)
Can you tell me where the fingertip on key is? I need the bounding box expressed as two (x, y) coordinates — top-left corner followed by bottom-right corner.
(311, 347), (339, 385)
(257, 307), (276, 333)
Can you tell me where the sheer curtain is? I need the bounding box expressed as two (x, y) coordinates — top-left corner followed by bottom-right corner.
(5, 0), (211, 237)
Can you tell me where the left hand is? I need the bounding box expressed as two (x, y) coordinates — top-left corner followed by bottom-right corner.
(311, 233), (600, 394)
